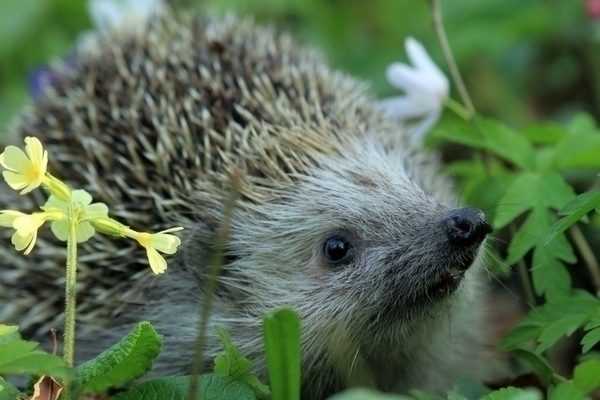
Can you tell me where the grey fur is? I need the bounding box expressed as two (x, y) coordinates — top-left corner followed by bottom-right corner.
(0, 12), (492, 398)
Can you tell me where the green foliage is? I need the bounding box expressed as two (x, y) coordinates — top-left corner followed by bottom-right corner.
(263, 308), (301, 400)
(500, 293), (600, 354)
(113, 375), (257, 400)
(74, 321), (162, 393)
(572, 359), (600, 394)
(0, 324), (70, 379)
(548, 191), (600, 240)
(214, 328), (270, 399)
(0, 377), (20, 400)
(328, 388), (413, 399)
(480, 388), (541, 400)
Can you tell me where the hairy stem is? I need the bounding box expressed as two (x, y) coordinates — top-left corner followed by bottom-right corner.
(187, 173), (240, 400)
(430, 0), (476, 116)
(569, 225), (600, 294)
(63, 204), (78, 398)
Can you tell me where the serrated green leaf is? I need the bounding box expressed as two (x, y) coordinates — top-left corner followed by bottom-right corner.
(481, 387), (541, 400)
(535, 314), (589, 353)
(113, 374), (256, 400)
(573, 359), (600, 394)
(511, 348), (555, 385)
(548, 382), (585, 400)
(547, 191), (600, 241)
(473, 118), (535, 169)
(531, 245), (572, 301)
(581, 327), (600, 353)
(75, 321), (162, 393)
(0, 324), (70, 379)
(263, 308), (301, 400)
(507, 207), (550, 265)
(494, 173), (575, 229)
(213, 329), (269, 399)
(433, 117), (535, 169)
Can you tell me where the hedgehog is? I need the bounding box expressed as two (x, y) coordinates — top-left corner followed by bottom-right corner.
(0, 11), (495, 399)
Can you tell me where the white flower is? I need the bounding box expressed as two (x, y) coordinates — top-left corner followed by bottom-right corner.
(89, 0), (165, 32)
(379, 37), (449, 141)
(78, 0), (165, 53)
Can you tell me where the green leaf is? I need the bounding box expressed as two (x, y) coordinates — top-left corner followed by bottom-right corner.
(473, 118), (535, 169)
(0, 324), (70, 379)
(113, 374), (256, 400)
(494, 173), (575, 229)
(551, 116), (600, 169)
(548, 382), (585, 400)
(535, 314), (589, 353)
(499, 325), (540, 351)
(75, 321), (162, 393)
(501, 294), (600, 354)
(581, 327), (600, 353)
(531, 244), (572, 301)
(567, 113), (597, 135)
(507, 207), (550, 265)
(481, 387), (541, 400)
(573, 359), (600, 394)
(511, 349), (555, 385)
(433, 117), (535, 169)
(263, 308), (301, 400)
(547, 191), (600, 241)
(522, 123), (567, 145)
(0, 377), (20, 400)
(328, 388), (412, 399)
(213, 328), (270, 399)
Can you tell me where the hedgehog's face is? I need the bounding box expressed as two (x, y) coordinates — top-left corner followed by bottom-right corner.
(233, 140), (490, 335)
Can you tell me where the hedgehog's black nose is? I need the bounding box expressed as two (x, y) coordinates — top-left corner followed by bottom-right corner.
(443, 208), (491, 247)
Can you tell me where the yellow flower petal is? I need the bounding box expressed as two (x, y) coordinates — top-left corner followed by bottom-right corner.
(11, 231), (35, 254)
(23, 230), (38, 255)
(2, 171), (28, 191)
(76, 221), (95, 243)
(151, 233), (181, 254)
(13, 214), (45, 236)
(0, 210), (26, 227)
(24, 137), (44, 167)
(72, 189), (93, 206)
(158, 227), (185, 234)
(146, 247), (167, 274)
(0, 138), (48, 195)
(0, 146), (29, 172)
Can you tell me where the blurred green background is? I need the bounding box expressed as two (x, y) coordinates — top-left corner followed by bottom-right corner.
(1, 0), (599, 132)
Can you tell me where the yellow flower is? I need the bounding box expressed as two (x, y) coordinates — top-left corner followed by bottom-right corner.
(0, 137), (48, 194)
(0, 209), (64, 255)
(43, 190), (108, 243)
(128, 227), (183, 274)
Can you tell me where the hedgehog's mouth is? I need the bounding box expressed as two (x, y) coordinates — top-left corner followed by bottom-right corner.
(423, 268), (464, 300)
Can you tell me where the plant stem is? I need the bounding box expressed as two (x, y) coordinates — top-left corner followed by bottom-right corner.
(569, 225), (600, 295)
(63, 204), (78, 398)
(517, 259), (536, 308)
(430, 0), (476, 116)
(445, 98), (472, 121)
(187, 174), (240, 400)
(509, 225), (536, 308)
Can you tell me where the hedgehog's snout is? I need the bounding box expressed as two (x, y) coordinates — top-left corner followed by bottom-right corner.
(441, 207), (491, 265)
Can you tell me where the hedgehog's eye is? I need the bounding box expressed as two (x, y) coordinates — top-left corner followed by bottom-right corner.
(323, 235), (353, 265)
